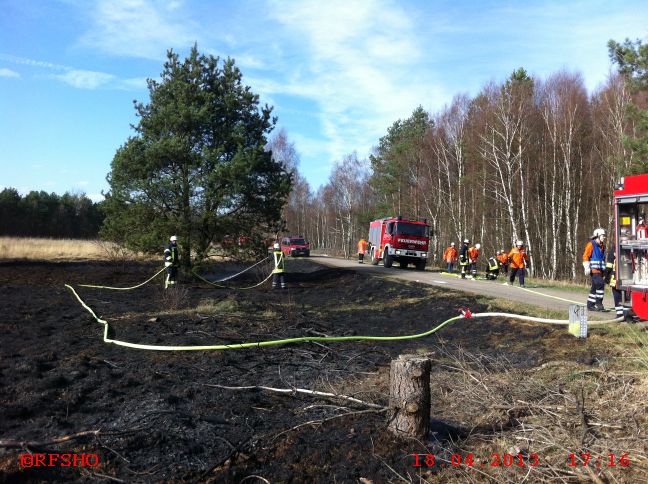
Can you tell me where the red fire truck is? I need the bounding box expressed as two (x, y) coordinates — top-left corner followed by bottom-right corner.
(614, 173), (648, 319)
(367, 216), (430, 270)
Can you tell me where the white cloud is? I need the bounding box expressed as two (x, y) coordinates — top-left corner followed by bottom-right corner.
(80, 0), (198, 59)
(52, 69), (115, 89)
(0, 68), (20, 78)
(0, 53), (67, 71)
(266, 0), (440, 165)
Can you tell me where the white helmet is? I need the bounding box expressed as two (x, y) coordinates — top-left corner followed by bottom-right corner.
(170, 235), (178, 242)
(273, 243), (280, 249)
(592, 228), (606, 238)
(451, 242), (455, 246)
(463, 239), (469, 243)
(475, 243), (481, 249)
(516, 240), (523, 247)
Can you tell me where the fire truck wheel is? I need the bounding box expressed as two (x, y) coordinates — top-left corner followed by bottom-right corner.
(384, 252), (393, 268)
(415, 260), (426, 271)
(370, 249), (379, 265)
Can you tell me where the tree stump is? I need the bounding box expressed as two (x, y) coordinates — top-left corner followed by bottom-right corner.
(388, 355), (431, 439)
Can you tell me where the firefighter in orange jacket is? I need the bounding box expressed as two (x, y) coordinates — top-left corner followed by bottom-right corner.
(443, 242), (458, 273)
(507, 241), (529, 287)
(583, 228), (607, 311)
(496, 250), (509, 276)
(468, 243), (481, 278)
(357, 238), (368, 263)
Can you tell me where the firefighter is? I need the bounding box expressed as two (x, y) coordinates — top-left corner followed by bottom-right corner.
(443, 242), (458, 273)
(507, 240), (529, 287)
(468, 243), (481, 278)
(164, 235), (179, 289)
(605, 246), (626, 319)
(459, 239), (470, 279)
(272, 243), (287, 289)
(486, 254), (499, 280)
(497, 250), (509, 276)
(583, 228), (607, 311)
(357, 238), (368, 264)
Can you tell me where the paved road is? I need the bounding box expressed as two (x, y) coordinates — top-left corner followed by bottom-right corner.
(310, 255), (614, 320)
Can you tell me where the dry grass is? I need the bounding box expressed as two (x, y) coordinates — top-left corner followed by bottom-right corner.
(0, 237), (149, 262)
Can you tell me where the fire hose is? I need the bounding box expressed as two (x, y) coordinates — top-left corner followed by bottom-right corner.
(62, 288), (624, 352)
(76, 257), (272, 291)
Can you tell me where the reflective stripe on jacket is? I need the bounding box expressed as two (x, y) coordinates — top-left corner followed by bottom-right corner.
(164, 244), (179, 266)
(583, 240), (605, 272)
(273, 250), (285, 273)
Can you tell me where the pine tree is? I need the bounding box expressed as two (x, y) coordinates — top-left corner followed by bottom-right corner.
(101, 45), (292, 265)
(608, 38), (648, 172)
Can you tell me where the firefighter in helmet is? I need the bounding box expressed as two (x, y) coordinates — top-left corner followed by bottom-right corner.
(272, 243), (287, 289)
(443, 242), (458, 273)
(459, 239), (470, 279)
(486, 253), (500, 280)
(468, 243), (481, 278)
(164, 235), (179, 289)
(507, 240), (529, 287)
(496, 250), (509, 276)
(583, 228), (607, 311)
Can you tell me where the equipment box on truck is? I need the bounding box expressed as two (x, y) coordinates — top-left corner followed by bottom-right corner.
(367, 216), (430, 270)
(614, 173), (648, 319)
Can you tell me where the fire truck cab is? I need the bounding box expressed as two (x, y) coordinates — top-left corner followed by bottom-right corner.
(367, 216), (430, 270)
(614, 173), (648, 320)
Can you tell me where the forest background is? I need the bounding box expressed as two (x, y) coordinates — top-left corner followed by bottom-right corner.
(2, 38), (647, 282)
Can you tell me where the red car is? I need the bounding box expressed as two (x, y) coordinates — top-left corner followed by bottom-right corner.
(280, 236), (310, 257)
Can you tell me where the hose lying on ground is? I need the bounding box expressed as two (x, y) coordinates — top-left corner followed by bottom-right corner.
(77, 257), (272, 291)
(62, 287), (624, 352)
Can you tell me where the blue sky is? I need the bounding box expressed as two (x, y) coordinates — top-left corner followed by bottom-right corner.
(1, 0), (647, 201)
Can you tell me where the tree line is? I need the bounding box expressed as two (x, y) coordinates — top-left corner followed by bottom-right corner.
(279, 39), (648, 281)
(0, 188), (103, 238)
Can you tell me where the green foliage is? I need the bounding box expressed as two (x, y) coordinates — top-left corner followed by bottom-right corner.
(0, 188), (103, 238)
(369, 106), (433, 216)
(101, 45), (292, 266)
(608, 38), (648, 173)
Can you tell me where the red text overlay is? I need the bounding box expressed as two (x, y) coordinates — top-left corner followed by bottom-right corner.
(19, 453), (99, 468)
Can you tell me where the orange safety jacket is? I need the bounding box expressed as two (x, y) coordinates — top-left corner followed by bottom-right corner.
(467, 247), (480, 262)
(357, 239), (368, 254)
(443, 246), (458, 262)
(497, 253), (509, 265)
(508, 247), (529, 269)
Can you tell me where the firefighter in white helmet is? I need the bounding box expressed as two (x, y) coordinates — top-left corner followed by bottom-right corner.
(164, 235), (179, 289)
(583, 228), (607, 311)
(459, 239), (470, 279)
(272, 242), (287, 289)
(507, 240), (529, 287)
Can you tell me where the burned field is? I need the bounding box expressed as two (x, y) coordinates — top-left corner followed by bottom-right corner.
(1, 259), (646, 483)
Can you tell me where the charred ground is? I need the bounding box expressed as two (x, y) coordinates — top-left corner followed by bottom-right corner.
(0, 259), (646, 482)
